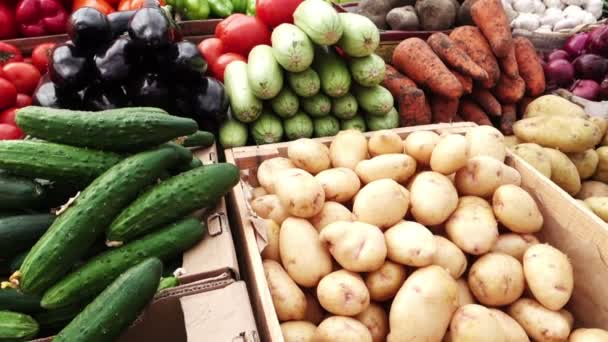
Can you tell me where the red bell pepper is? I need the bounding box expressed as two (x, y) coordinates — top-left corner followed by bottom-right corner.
(0, 3), (18, 39)
(215, 13), (270, 57)
(0, 43), (24, 67)
(118, 0), (164, 11)
(15, 0), (69, 37)
(210, 53), (246, 82)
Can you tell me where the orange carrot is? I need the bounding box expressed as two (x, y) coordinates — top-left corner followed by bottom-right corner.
(381, 66), (431, 126)
(472, 87), (502, 116)
(450, 26), (501, 88)
(460, 99), (492, 126)
(431, 95), (460, 123)
(427, 32), (489, 82)
(452, 70), (473, 94)
(501, 104), (517, 135)
(392, 38), (463, 99)
(493, 74), (526, 104)
(519, 96), (535, 118)
(384, 64), (418, 89)
(514, 37), (546, 96)
(471, 0), (513, 58)
(499, 46), (519, 78)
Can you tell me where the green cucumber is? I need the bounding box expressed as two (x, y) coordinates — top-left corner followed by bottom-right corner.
(0, 289), (41, 314)
(16, 106), (198, 152)
(179, 131), (215, 148)
(271, 87), (299, 118)
(34, 304), (85, 336)
(301, 93), (331, 117)
(17, 145), (187, 295)
(0, 141), (122, 184)
(224, 61), (263, 123)
(287, 68), (320, 98)
(247, 45), (284, 100)
(171, 157), (203, 174)
(157, 276), (179, 292)
(0, 174), (45, 210)
(341, 115), (367, 132)
(331, 93), (358, 120)
(0, 311), (39, 341)
(352, 84), (394, 116)
(42, 218), (204, 309)
(219, 119), (249, 148)
(54, 258), (162, 342)
(312, 46), (351, 98)
(0, 214), (55, 259)
(107, 163), (239, 243)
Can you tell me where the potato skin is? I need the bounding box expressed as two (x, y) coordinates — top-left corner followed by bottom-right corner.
(584, 196), (608, 221)
(523, 244), (573, 311)
(309, 201), (354, 231)
(449, 304), (506, 342)
(569, 328), (608, 342)
(544, 148), (582, 196)
(251, 194), (289, 225)
(446, 196), (499, 255)
(593, 146), (608, 183)
(488, 309), (530, 342)
(410, 171), (459, 225)
(355, 303), (389, 342)
(467, 253), (525, 306)
(492, 184), (543, 233)
(576, 180), (608, 200)
(263, 260), (307, 321)
(317, 270), (371, 316)
(455, 156), (521, 197)
(432, 236), (468, 279)
(314, 316), (373, 342)
(355, 154), (417, 184)
(275, 168), (326, 218)
(403, 131), (440, 165)
(330, 130), (369, 169)
(513, 116), (602, 153)
(504, 135), (521, 148)
(287, 138), (331, 174)
(508, 298), (571, 342)
(524, 94), (587, 118)
(368, 130), (404, 157)
(491, 233), (539, 261)
(315, 167), (361, 203)
(261, 219), (281, 262)
(353, 179), (410, 229)
(568, 149), (599, 180)
(465, 125), (506, 162)
(364, 260), (408, 302)
(385, 220), (436, 267)
(281, 321), (316, 342)
(430, 134), (468, 175)
(512, 143), (552, 179)
(257, 157), (295, 193)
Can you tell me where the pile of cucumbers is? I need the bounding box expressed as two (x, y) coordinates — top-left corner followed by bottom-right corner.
(0, 106), (239, 341)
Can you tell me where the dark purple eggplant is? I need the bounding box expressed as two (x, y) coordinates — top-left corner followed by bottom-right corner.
(48, 42), (91, 91)
(94, 37), (134, 83)
(127, 72), (170, 109)
(169, 41), (207, 80)
(67, 7), (112, 51)
(83, 83), (129, 110)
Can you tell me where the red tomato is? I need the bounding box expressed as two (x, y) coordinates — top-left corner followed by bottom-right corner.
(211, 53), (246, 82)
(255, 0), (302, 28)
(0, 78), (17, 110)
(72, 0), (115, 15)
(215, 14), (271, 57)
(0, 42), (23, 67)
(15, 94), (32, 108)
(197, 38), (223, 65)
(2, 62), (42, 95)
(31, 43), (56, 73)
(0, 123), (23, 140)
(0, 107), (18, 126)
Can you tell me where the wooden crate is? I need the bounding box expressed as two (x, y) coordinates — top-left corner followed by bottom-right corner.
(224, 122), (608, 342)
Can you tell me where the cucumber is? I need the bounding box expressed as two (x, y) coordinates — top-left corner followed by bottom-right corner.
(0, 311), (39, 341)
(219, 119), (248, 148)
(366, 107), (399, 131)
(16, 106), (198, 152)
(34, 304), (84, 336)
(0, 289), (41, 314)
(0, 174), (45, 210)
(336, 13), (380, 57)
(157, 276), (179, 292)
(313, 115), (340, 137)
(171, 157), (203, 175)
(224, 61), (263, 123)
(0, 141), (122, 184)
(353, 85), (394, 116)
(179, 131), (215, 148)
(341, 115), (367, 132)
(271, 24), (314, 73)
(54, 258), (162, 342)
(331, 93), (358, 120)
(287, 68), (320, 98)
(283, 111), (314, 140)
(247, 45), (284, 100)
(349, 54), (385, 87)
(312, 46), (351, 98)
(0, 214), (55, 259)
(271, 87), (299, 118)
(17, 145), (187, 295)
(250, 111), (284, 145)
(41, 218), (204, 309)
(301, 93), (331, 117)
(107, 163), (239, 244)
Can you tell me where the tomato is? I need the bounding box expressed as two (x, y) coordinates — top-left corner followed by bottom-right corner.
(0, 78), (17, 110)
(31, 43), (56, 74)
(72, 0), (115, 15)
(255, 0), (302, 28)
(15, 94), (32, 108)
(211, 53), (246, 82)
(2, 62), (41, 95)
(0, 123), (23, 140)
(197, 38), (223, 65)
(215, 14), (271, 57)
(0, 42), (23, 67)
(0, 107), (18, 126)
(118, 0), (165, 11)
(0, 3), (18, 39)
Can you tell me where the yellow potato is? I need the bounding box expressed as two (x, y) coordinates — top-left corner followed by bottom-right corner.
(593, 146), (608, 183)
(317, 270), (370, 316)
(544, 148), (582, 196)
(576, 180), (608, 199)
(467, 253), (525, 306)
(584, 196), (608, 221)
(261, 219), (280, 262)
(364, 261), (408, 302)
(445, 196), (499, 255)
(368, 130), (403, 157)
(492, 184), (544, 234)
(355, 154), (417, 184)
(315, 167), (361, 203)
(304, 292), (325, 325)
(280, 218), (333, 287)
(355, 303), (389, 342)
(455, 156), (521, 198)
(577, 199), (592, 210)
(560, 309), (574, 330)
(330, 130), (369, 169)
(465, 126), (506, 162)
(491, 233), (540, 261)
(523, 244), (573, 311)
(568, 149), (599, 180)
(314, 316), (372, 342)
(263, 260), (307, 321)
(409, 171), (459, 225)
(432, 236), (468, 279)
(430, 134), (468, 175)
(353, 179), (410, 229)
(403, 131), (440, 165)
(513, 116), (602, 153)
(488, 309), (530, 342)
(512, 143), (552, 178)
(309, 201), (354, 231)
(449, 304), (506, 342)
(281, 321), (316, 342)
(456, 278), (475, 307)
(384, 221), (436, 267)
(275, 168), (325, 218)
(257, 157), (295, 193)
(320, 221), (387, 272)
(504, 135), (521, 148)
(251, 187), (267, 199)
(569, 328), (608, 341)
(591, 116), (608, 138)
(251, 194), (289, 225)
(508, 298), (571, 341)
(387, 266), (458, 342)
(287, 138), (331, 174)
(524, 94), (587, 118)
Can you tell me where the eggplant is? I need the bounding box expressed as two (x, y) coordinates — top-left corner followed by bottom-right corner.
(48, 42), (91, 91)
(127, 72), (170, 109)
(32, 75), (83, 109)
(83, 83), (129, 110)
(174, 77), (229, 130)
(67, 7), (112, 51)
(128, 7), (174, 49)
(94, 37), (135, 83)
(169, 41), (207, 80)
(107, 10), (135, 38)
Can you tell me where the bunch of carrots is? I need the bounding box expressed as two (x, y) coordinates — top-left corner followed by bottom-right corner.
(383, 0), (545, 135)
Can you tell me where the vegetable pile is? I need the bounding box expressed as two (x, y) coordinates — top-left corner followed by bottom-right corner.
(503, 0), (602, 33)
(249, 126), (608, 341)
(356, 0), (460, 31)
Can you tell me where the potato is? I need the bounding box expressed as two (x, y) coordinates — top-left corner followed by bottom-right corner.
(455, 156), (521, 197)
(257, 157), (295, 193)
(275, 169), (325, 218)
(416, 0), (457, 30)
(368, 130), (404, 156)
(446, 196), (499, 255)
(251, 187), (267, 199)
(314, 316), (373, 342)
(320, 221), (387, 272)
(591, 116), (608, 138)
(304, 292), (325, 325)
(281, 321), (316, 342)
(287, 138), (331, 174)
(261, 219), (280, 262)
(593, 146), (608, 183)
(465, 126), (506, 162)
(386, 5), (419, 30)
(385, 221), (436, 266)
(488, 309), (530, 342)
(432, 236), (467, 279)
(524, 95), (587, 118)
(315, 167), (361, 203)
(492, 184), (543, 234)
(430, 134), (468, 175)
(456, 278), (475, 307)
(355, 154), (417, 184)
(577, 199), (592, 210)
(280, 218), (333, 287)
(330, 130), (369, 169)
(388, 266), (458, 342)
(355, 303), (389, 342)
(317, 270), (370, 316)
(353, 179), (410, 229)
(584, 196), (608, 221)
(309, 201), (354, 231)
(450, 304), (506, 342)
(263, 260), (307, 321)
(512, 143), (552, 178)
(364, 261), (408, 302)
(523, 243), (573, 311)
(409, 171), (459, 225)
(251, 194), (289, 225)
(508, 298), (571, 342)
(403, 131), (440, 165)
(491, 233), (539, 261)
(568, 149), (599, 180)
(569, 328), (608, 341)
(504, 135), (521, 148)
(544, 148), (582, 196)
(560, 309), (574, 330)
(467, 253), (525, 306)
(513, 116), (602, 153)
(576, 180), (608, 200)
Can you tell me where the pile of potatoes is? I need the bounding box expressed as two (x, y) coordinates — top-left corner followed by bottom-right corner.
(250, 126), (608, 342)
(508, 94), (608, 223)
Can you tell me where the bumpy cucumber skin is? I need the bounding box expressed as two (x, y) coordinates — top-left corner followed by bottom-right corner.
(33, 303), (84, 336)
(0, 214), (55, 259)
(16, 106), (198, 151)
(0, 310), (39, 341)
(181, 130), (215, 148)
(41, 218), (204, 309)
(18, 145), (184, 295)
(54, 258), (162, 342)
(0, 289), (41, 314)
(0, 141), (122, 184)
(107, 163), (239, 243)
(0, 174), (45, 210)
(171, 157), (203, 174)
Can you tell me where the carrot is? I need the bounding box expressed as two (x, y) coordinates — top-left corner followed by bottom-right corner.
(471, 0), (513, 58)
(493, 74), (526, 104)
(519, 96), (535, 118)
(452, 114), (464, 122)
(471, 87), (502, 116)
(514, 37), (546, 96)
(381, 66), (431, 126)
(460, 99), (492, 126)
(392, 38), (463, 99)
(452, 70), (473, 94)
(500, 104), (517, 135)
(499, 46), (519, 78)
(427, 32), (489, 82)
(431, 95), (460, 123)
(450, 26), (501, 88)
(384, 64), (418, 89)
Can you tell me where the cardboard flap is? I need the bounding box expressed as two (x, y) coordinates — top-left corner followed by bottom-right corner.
(239, 177), (269, 253)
